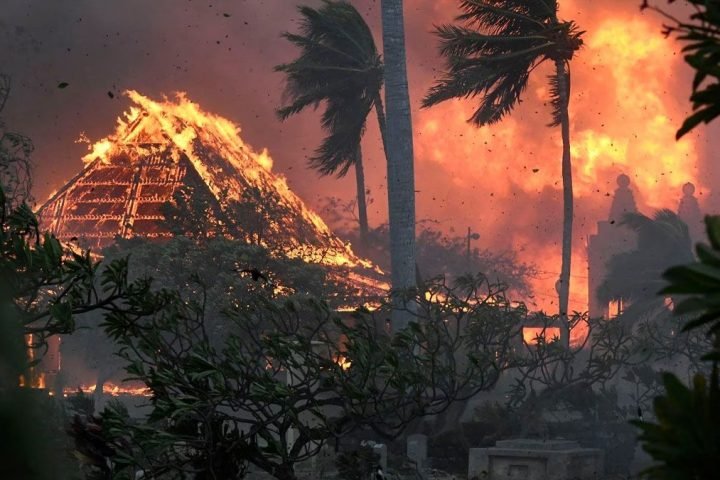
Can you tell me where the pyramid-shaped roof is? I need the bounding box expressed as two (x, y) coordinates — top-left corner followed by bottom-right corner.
(38, 91), (379, 276)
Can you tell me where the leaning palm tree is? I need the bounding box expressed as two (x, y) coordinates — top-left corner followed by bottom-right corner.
(275, 0), (385, 244)
(422, 0), (583, 346)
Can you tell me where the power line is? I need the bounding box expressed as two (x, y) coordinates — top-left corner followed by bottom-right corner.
(535, 269), (589, 280)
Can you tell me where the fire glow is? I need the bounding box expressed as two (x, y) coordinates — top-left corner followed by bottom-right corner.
(63, 383), (151, 398)
(31, 2), (706, 346)
(411, 5), (703, 342)
(333, 354), (352, 371)
(51, 90), (386, 284)
(523, 327), (562, 346)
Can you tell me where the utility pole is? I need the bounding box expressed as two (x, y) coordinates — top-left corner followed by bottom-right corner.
(466, 227), (480, 260)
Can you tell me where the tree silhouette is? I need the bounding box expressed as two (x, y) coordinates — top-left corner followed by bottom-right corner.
(276, 1), (385, 244)
(597, 210), (694, 326)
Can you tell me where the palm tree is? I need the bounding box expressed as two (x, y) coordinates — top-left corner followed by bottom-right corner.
(598, 210), (694, 325)
(275, 0), (385, 244)
(422, 0), (583, 346)
(381, 0), (417, 330)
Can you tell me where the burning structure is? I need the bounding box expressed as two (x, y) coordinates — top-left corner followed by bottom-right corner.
(38, 91), (378, 275)
(34, 91), (387, 393)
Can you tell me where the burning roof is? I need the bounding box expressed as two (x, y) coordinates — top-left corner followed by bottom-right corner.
(38, 90), (383, 280)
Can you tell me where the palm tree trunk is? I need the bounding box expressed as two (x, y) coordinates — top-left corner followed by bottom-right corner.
(381, 0), (417, 332)
(354, 144), (369, 245)
(556, 59), (573, 349)
(374, 96), (388, 153)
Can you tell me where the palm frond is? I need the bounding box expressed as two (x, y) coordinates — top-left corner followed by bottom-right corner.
(652, 209), (693, 250)
(424, 1), (582, 128)
(297, 2), (378, 60)
(423, 52), (537, 125)
(275, 1), (382, 178)
(458, 1), (551, 31)
(620, 212), (655, 233)
(423, 18), (549, 124)
(310, 97), (370, 177)
(279, 32), (362, 66)
(599, 210), (695, 306)
(433, 23), (551, 60)
(623, 210), (692, 252)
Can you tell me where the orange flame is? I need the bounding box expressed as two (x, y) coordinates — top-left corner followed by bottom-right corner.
(18, 373), (46, 389)
(333, 354), (352, 370)
(74, 90), (386, 281)
(411, 5), (703, 341)
(63, 382), (151, 397)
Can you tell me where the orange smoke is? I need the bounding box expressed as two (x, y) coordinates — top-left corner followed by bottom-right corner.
(410, 3), (702, 335)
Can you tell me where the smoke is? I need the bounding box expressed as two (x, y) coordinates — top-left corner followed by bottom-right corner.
(0, 0), (710, 313)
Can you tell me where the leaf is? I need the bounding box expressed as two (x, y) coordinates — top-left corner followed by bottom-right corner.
(705, 216), (720, 250)
(49, 302), (74, 331)
(677, 105), (720, 139)
(695, 243), (720, 268)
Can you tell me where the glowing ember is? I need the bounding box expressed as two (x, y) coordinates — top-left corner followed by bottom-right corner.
(63, 382), (152, 397)
(333, 354), (352, 370)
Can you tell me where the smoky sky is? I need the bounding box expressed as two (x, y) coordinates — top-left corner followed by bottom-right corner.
(1, 0), (714, 310)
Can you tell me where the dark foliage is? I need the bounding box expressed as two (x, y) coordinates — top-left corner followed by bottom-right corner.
(0, 74), (33, 208)
(642, 1), (720, 138)
(276, 0), (383, 177)
(598, 210), (695, 327)
(632, 216), (720, 479)
(0, 175), (169, 480)
(335, 445), (380, 480)
(319, 196), (538, 295)
(92, 274), (526, 480)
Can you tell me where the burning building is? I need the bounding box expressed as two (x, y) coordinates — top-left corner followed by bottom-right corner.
(34, 91), (387, 392)
(38, 91), (377, 270)
(37, 91), (384, 288)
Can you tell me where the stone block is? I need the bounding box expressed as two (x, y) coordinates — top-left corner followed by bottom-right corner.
(407, 434), (428, 469)
(467, 439), (603, 480)
(373, 443), (388, 472)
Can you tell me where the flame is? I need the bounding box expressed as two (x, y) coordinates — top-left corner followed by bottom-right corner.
(63, 382), (151, 397)
(333, 354), (352, 370)
(18, 373), (46, 389)
(572, 18), (698, 204)
(412, 4), (703, 344)
(76, 90), (381, 274)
